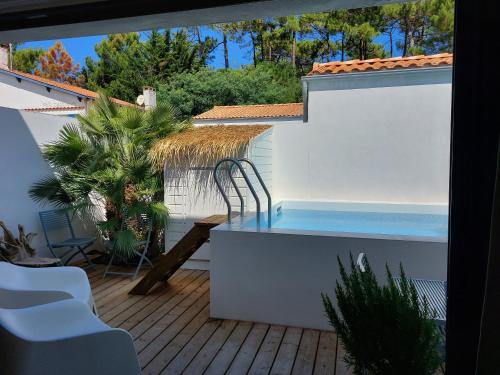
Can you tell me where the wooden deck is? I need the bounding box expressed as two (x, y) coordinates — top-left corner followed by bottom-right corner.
(84, 264), (349, 375)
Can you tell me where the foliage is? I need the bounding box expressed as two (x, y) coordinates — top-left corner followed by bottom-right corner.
(158, 62), (302, 119)
(226, 1), (452, 71)
(29, 95), (191, 258)
(12, 2), (454, 105)
(322, 255), (441, 375)
(11, 45), (44, 73)
(83, 29), (217, 102)
(34, 41), (85, 86)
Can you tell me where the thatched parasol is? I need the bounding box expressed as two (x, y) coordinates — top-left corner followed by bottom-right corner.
(150, 125), (272, 169)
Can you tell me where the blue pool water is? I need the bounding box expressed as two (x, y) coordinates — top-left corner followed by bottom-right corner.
(244, 208), (448, 238)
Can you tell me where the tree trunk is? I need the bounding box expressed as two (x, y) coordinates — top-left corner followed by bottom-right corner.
(291, 30), (296, 68)
(259, 32), (265, 61)
(223, 31), (229, 69)
(389, 31), (393, 57)
(250, 34), (257, 67)
(341, 32), (345, 61)
(402, 19), (409, 56)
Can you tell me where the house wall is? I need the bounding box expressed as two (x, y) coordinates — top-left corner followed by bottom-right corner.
(0, 72), (86, 110)
(164, 130), (273, 269)
(197, 67), (452, 205)
(0, 107), (94, 258)
(291, 67), (452, 204)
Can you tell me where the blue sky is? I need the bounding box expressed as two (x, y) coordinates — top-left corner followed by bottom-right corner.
(21, 29), (252, 70)
(20, 27), (402, 70)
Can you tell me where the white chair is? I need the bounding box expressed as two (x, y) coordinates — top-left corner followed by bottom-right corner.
(0, 299), (140, 375)
(0, 262), (96, 313)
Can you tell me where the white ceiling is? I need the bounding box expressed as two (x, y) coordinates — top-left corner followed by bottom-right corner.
(0, 0), (399, 43)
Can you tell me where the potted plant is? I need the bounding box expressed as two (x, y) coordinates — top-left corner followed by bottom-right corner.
(322, 255), (442, 375)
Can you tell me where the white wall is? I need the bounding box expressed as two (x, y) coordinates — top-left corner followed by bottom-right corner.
(211, 226), (447, 330)
(164, 130), (273, 269)
(0, 72), (86, 110)
(199, 67), (452, 205)
(276, 67), (452, 204)
(0, 107), (91, 257)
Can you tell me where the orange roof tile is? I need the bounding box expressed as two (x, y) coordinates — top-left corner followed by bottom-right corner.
(0, 66), (135, 107)
(307, 53), (453, 76)
(194, 103), (303, 120)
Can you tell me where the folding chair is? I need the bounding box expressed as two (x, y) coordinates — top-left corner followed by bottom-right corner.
(39, 209), (95, 266)
(103, 212), (153, 279)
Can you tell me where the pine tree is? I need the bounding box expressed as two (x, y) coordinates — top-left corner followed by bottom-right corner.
(35, 41), (84, 86)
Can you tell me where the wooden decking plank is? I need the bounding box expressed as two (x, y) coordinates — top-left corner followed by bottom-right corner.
(204, 321), (253, 375)
(335, 341), (353, 375)
(194, 214), (231, 226)
(91, 275), (123, 294)
(313, 331), (337, 375)
(129, 275), (210, 341)
(102, 270), (197, 324)
(291, 329), (320, 375)
(159, 318), (223, 374)
(270, 327), (303, 375)
(141, 304), (211, 372)
(248, 325), (287, 375)
(110, 271), (202, 330)
(226, 323), (269, 375)
(93, 276), (135, 301)
(183, 319), (238, 374)
(95, 275), (144, 310)
(136, 291), (210, 365)
(83, 264), (342, 375)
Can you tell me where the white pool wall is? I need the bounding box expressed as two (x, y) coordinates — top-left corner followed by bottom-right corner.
(210, 201), (448, 330)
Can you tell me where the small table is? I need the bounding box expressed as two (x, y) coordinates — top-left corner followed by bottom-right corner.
(12, 257), (61, 268)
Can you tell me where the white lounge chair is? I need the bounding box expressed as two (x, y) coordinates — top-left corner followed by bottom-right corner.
(0, 299), (140, 375)
(0, 262), (96, 313)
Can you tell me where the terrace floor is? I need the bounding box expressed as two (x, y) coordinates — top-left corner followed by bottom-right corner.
(84, 263), (349, 375)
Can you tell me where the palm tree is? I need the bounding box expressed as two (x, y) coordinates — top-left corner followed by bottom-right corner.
(30, 94), (191, 258)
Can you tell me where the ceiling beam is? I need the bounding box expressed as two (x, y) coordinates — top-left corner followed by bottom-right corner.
(0, 0), (397, 43)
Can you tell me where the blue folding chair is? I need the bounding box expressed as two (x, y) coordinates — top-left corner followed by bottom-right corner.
(103, 212), (153, 279)
(39, 209), (95, 266)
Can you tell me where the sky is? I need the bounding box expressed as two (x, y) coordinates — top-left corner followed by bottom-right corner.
(21, 28), (253, 70)
(20, 27), (402, 71)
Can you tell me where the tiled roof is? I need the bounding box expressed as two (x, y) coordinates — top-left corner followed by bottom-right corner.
(307, 53), (453, 76)
(23, 106), (85, 112)
(194, 103), (303, 120)
(0, 66), (135, 107)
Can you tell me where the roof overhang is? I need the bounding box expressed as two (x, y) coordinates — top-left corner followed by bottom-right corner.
(0, 68), (88, 100)
(301, 65), (454, 82)
(0, 0), (399, 43)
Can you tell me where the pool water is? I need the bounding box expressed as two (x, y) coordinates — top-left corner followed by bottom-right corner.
(244, 208), (448, 238)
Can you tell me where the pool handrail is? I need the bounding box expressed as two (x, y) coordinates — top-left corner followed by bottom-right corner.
(213, 157), (261, 225)
(235, 158), (272, 228)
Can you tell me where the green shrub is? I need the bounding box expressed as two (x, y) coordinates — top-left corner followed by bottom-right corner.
(322, 255), (441, 375)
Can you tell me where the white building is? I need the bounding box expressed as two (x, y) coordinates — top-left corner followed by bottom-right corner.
(0, 45), (134, 116)
(194, 53), (453, 206)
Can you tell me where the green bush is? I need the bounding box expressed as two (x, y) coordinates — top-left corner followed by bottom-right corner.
(157, 62), (302, 119)
(322, 255), (441, 375)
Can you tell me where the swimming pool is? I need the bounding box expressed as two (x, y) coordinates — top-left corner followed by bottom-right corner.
(242, 201), (448, 240)
(210, 201), (448, 330)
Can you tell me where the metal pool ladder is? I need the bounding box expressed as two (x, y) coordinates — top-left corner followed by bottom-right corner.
(213, 157), (272, 228)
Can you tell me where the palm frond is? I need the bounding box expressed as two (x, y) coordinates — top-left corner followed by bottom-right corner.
(29, 175), (73, 207)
